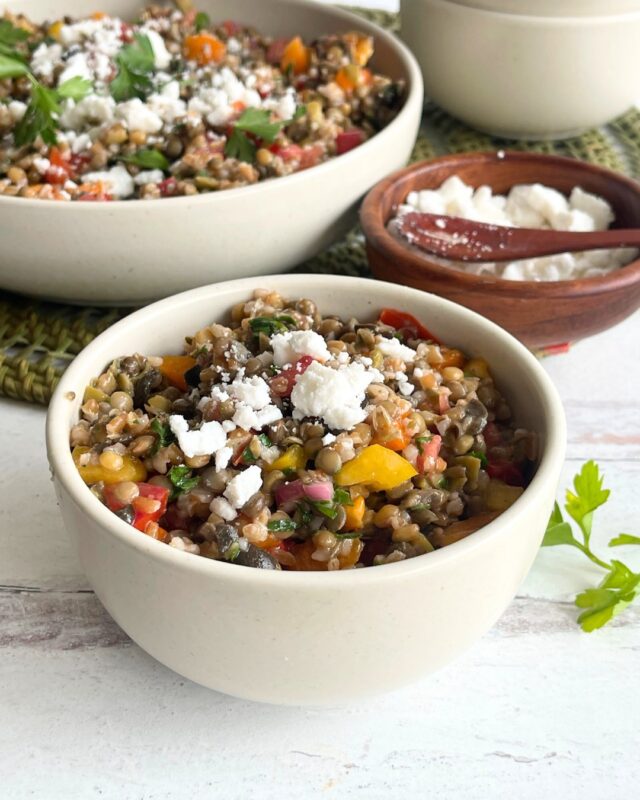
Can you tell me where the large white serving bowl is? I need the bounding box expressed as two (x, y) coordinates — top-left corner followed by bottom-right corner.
(0, 0), (422, 305)
(46, 275), (566, 705)
(400, 0), (640, 139)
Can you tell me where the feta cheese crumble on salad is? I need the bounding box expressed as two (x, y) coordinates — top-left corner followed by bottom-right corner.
(70, 291), (536, 571)
(0, 5), (405, 201)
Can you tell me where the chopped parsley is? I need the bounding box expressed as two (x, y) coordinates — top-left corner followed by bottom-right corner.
(119, 149), (170, 171)
(0, 20), (29, 60)
(248, 315), (297, 336)
(468, 450), (488, 467)
(110, 34), (155, 102)
(168, 465), (199, 499)
(267, 518), (298, 532)
(224, 106), (306, 162)
(241, 433), (273, 463)
(151, 419), (176, 454)
(415, 435), (433, 454)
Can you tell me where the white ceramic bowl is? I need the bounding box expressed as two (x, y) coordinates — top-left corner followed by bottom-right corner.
(400, 0), (640, 139)
(0, 0), (422, 305)
(46, 275), (566, 705)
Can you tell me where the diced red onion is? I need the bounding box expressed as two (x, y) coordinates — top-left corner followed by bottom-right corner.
(302, 481), (334, 502)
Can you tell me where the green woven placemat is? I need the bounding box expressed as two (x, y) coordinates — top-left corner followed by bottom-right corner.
(2, 6), (640, 405)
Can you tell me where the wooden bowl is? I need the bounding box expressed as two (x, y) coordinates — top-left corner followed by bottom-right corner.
(360, 151), (640, 348)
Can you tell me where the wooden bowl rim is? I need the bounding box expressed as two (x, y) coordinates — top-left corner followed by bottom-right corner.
(360, 151), (640, 298)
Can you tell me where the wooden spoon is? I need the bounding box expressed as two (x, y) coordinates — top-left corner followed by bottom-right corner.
(395, 211), (640, 262)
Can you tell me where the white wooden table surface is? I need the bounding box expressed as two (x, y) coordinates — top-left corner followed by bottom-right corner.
(3, 3), (640, 797)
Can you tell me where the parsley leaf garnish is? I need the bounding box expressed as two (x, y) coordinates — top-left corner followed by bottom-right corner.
(248, 315), (297, 335)
(224, 105), (307, 162)
(0, 52), (29, 79)
(110, 34), (155, 102)
(225, 127), (256, 163)
(168, 465), (199, 500)
(119, 149), (170, 171)
(57, 76), (93, 101)
(194, 12), (211, 32)
(542, 461), (639, 632)
(14, 79), (60, 146)
(468, 449), (488, 467)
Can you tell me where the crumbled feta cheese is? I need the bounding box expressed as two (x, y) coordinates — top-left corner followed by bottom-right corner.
(134, 169), (165, 185)
(397, 378), (415, 396)
(215, 446), (233, 472)
(263, 88), (297, 120)
(188, 67), (262, 127)
(58, 52), (93, 85)
(228, 374), (271, 410)
(232, 402), (283, 431)
(224, 465), (263, 509)
(376, 337), (417, 362)
(398, 178), (634, 281)
(143, 28), (172, 69)
(222, 420), (237, 433)
(115, 98), (163, 133)
(30, 43), (63, 79)
(169, 416), (226, 458)
(271, 330), (331, 367)
(59, 94), (115, 129)
(8, 101), (26, 122)
(33, 158), (50, 175)
(291, 361), (383, 430)
(81, 165), (134, 198)
(210, 496), (237, 521)
(322, 433), (337, 445)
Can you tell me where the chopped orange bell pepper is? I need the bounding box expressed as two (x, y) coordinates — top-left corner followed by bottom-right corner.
(159, 355), (197, 392)
(343, 494), (365, 531)
(91, 12), (108, 21)
(280, 36), (310, 74)
(184, 33), (226, 65)
(439, 347), (465, 369)
(335, 64), (371, 92)
(335, 444), (417, 491)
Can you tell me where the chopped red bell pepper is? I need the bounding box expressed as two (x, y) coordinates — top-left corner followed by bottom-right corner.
(483, 422), (503, 449)
(336, 129), (364, 155)
(416, 434), (442, 473)
(221, 20), (241, 36)
(269, 355), (314, 397)
(103, 482), (170, 531)
(378, 308), (441, 344)
(266, 38), (288, 65)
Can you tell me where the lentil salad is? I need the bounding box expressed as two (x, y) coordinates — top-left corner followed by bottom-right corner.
(0, 4), (405, 200)
(70, 290), (537, 570)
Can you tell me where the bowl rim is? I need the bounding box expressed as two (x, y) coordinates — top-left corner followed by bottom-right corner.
(360, 150), (640, 297)
(46, 273), (566, 587)
(0, 0), (423, 211)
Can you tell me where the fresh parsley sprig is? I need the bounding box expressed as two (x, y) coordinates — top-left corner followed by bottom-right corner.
(15, 74), (93, 147)
(542, 461), (639, 632)
(167, 465), (199, 500)
(224, 105), (306, 163)
(110, 34), (155, 102)
(119, 148), (170, 171)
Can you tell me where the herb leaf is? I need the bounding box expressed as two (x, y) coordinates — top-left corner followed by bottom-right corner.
(57, 76), (93, 101)
(110, 34), (155, 102)
(14, 80), (60, 146)
(267, 518), (297, 532)
(609, 533), (640, 547)
(542, 462), (639, 632)
(234, 107), (282, 143)
(168, 465), (199, 499)
(194, 12), (211, 32)
(565, 460), (610, 544)
(120, 148), (170, 171)
(151, 419), (176, 453)
(0, 52), (29, 79)
(225, 128), (256, 163)
(248, 315), (296, 335)
(468, 449), (488, 468)
(0, 20), (28, 60)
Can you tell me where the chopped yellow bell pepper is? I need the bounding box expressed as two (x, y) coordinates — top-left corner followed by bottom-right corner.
(48, 20), (63, 39)
(72, 446), (147, 485)
(83, 385), (109, 404)
(464, 357), (491, 379)
(335, 444), (417, 491)
(343, 494), (365, 530)
(265, 444), (306, 473)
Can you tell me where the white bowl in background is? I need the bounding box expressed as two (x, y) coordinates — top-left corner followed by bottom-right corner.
(0, 0), (422, 305)
(46, 275), (566, 705)
(400, 0), (640, 139)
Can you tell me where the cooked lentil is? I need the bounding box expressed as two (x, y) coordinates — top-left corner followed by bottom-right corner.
(70, 291), (537, 570)
(0, 5), (405, 201)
